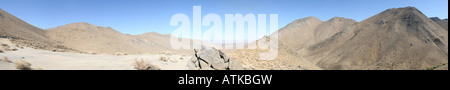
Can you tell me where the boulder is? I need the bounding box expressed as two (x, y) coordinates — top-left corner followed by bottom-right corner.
(187, 47), (244, 70)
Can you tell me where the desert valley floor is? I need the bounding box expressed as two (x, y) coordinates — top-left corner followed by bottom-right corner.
(1, 38), (191, 70)
(0, 7), (448, 70)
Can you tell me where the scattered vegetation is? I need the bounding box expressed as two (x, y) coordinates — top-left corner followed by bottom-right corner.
(132, 58), (160, 70)
(426, 63), (448, 70)
(160, 56), (168, 62)
(14, 60), (32, 70)
(2, 56), (12, 63)
(2, 56), (42, 70)
(115, 52), (128, 56)
(1, 43), (10, 51)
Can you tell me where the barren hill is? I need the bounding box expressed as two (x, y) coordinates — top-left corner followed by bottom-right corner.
(313, 17), (356, 43)
(305, 7), (448, 70)
(436, 19), (448, 30)
(430, 17), (448, 30)
(227, 36), (322, 70)
(47, 22), (166, 54)
(46, 22), (212, 55)
(276, 16), (357, 55)
(0, 9), (46, 40)
(0, 8), (71, 51)
(46, 22), (148, 54)
(277, 16), (323, 53)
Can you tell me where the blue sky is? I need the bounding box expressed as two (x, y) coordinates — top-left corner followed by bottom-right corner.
(0, 0), (448, 36)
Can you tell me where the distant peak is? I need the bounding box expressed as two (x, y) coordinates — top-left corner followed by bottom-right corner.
(142, 32), (161, 35)
(430, 17), (442, 21)
(365, 6), (428, 22)
(384, 6), (421, 13)
(303, 16), (320, 21)
(48, 22), (115, 31)
(69, 22), (94, 25)
(330, 17), (345, 19)
(387, 6), (418, 10)
(328, 17), (354, 21)
(292, 16), (323, 23)
(139, 32), (172, 37)
(60, 22), (108, 28)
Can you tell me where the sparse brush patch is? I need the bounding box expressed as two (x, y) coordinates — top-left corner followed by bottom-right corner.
(426, 63), (448, 70)
(132, 58), (161, 70)
(160, 56), (168, 62)
(14, 60), (32, 70)
(133, 58), (149, 70)
(2, 56), (12, 63)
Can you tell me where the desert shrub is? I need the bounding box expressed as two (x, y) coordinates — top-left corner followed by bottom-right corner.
(2, 56), (12, 63)
(2, 45), (10, 51)
(132, 58), (160, 70)
(160, 56), (168, 62)
(426, 63), (448, 70)
(133, 58), (148, 70)
(15, 60), (32, 70)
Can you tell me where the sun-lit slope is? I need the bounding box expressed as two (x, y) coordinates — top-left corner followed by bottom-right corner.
(313, 17), (356, 44)
(46, 22), (149, 54)
(46, 22), (215, 55)
(276, 17), (323, 52)
(0, 8), (70, 51)
(305, 7), (448, 70)
(226, 36), (322, 70)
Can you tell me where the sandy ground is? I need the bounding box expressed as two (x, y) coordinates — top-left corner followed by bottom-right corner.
(1, 39), (191, 70)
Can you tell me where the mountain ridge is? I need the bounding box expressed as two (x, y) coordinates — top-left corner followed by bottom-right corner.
(303, 6), (448, 70)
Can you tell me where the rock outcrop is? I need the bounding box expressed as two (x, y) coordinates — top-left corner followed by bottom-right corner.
(187, 47), (244, 70)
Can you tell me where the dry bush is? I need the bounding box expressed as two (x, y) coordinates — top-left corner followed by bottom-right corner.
(2, 56), (12, 63)
(14, 60), (32, 70)
(160, 56), (168, 62)
(115, 52), (127, 56)
(132, 58), (160, 70)
(1, 44), (10, 51)
(133, 58), (148, 70)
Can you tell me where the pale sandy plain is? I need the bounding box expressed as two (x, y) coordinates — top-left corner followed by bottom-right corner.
(1, 39), (191, 70)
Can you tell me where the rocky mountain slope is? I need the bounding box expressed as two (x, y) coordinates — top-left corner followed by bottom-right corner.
(46, 22), (212, 55)
(227, 36), (322, 70)
(430, 17), (448, 30)
(304, 7), (448, 70)
(0, 9), (72, 52)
